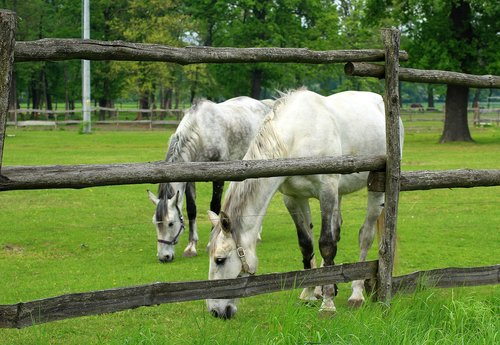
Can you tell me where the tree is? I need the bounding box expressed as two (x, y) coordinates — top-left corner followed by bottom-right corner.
(184, 0), (345, 99)
(368, 0), (499, 142)
(110, 0), (196, 113)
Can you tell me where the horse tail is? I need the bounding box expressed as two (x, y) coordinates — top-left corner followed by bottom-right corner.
(376, 207), (399, 272)
(375, 207), (384, 241)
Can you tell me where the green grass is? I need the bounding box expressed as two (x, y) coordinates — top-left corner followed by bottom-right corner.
(0, 124), (499, 344)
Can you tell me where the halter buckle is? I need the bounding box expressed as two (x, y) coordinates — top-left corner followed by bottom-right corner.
(236, 247), (246, 258)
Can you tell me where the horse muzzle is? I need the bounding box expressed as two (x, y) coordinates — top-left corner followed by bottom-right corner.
(207, 299), (237, 319)
(158, 253), (174, 263)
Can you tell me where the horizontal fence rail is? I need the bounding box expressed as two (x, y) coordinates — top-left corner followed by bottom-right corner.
(368, 169), (500, 192)
(0, 155), (386, 191)
(344, 62), (500, 89)
(2, 160), (499, 193)
(14, 39), (408, 63)
(1, 262), (498, 329)
(9, 120), (181, 127)
(391, 264), (500, 294)
(0, 261), (379, 329)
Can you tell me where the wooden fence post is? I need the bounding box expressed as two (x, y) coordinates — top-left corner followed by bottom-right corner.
(377, 28), (402, 304)
(0, 10), (17, 175)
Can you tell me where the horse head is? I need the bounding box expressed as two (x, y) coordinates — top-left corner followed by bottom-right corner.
(147, 185), (184, 263)
(206, 210), (257, 319)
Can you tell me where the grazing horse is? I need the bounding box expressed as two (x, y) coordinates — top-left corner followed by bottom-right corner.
(206, 89), (404, 319)
(148, 96), (271, 262)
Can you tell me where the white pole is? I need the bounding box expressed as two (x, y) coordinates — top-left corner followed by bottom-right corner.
(82, 0), (91, 133)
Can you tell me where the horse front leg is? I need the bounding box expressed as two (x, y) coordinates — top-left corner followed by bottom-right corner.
(205, 181), (225, 252)
(348, 191), (384, 307)
(318, 186), (341, 313)
(183, 182), (198, 257)
(283, 196), (320, 301)
(210, 181), (224, 214)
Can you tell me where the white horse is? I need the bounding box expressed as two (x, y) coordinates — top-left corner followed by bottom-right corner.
(148, 96), (271, 262)
(206, 89), (404, 318)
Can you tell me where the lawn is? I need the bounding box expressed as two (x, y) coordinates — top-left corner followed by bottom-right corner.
(0, 123), (498, 344)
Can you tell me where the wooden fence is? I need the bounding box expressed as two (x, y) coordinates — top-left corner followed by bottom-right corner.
(0, 10), (498, 328)
(6, 107), (183, 128)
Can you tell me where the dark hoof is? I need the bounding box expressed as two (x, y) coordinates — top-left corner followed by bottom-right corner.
(347, 299), (364, 308)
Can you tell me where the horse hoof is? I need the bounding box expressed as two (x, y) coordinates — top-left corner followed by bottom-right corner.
(183, 250), (197, 257)
(300, 288), (318, 301)
(299, 295), (318, 303)
(319, 299), (336, 314)
(347, 298), (364, 308)
(313, 286), (323, 299)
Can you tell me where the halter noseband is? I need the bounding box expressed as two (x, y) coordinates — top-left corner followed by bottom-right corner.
(157, 203), (185, 246)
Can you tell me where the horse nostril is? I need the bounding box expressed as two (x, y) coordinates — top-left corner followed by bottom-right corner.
(225, 305), (235, 319)
(210, 309), (219, 318)
(159, 254), (174, 263)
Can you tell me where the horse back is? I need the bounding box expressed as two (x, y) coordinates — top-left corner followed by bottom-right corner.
(272, 90), (387, 159)
(178, 97), (270, 162)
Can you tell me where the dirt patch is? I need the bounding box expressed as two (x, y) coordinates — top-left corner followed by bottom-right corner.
(3, 244), (25, 253)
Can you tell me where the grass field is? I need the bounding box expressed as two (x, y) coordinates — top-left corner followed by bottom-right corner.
(0, 123), (499, 344)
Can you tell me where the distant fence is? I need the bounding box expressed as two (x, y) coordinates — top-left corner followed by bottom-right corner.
(7, 107), (500, 128)
(399, 107), (500, 125)
(0, 10), (499, 329)
(6, 107), (184, 128)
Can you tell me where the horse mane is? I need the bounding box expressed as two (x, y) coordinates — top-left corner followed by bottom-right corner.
(209, 89), (310, 251)
(165, 100), (208, 163)
(216, 96), (291, 238)
(243, 100), (288, 161)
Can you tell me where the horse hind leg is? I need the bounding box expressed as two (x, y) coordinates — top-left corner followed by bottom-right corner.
(348, 191), (384, 308)
(282, 195), (318, 302)
(318, 184), (341, 313)
(183, 182), (198, 257)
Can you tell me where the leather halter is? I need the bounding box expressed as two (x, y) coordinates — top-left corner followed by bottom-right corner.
(157, 203), (185, 246)
(236, 245), (255, 276)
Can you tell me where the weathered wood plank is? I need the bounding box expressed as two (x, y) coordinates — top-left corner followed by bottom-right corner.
(0, 10), (16, 174)
(0, 261), (378, 329)
(0, 155), (386, 191)
(377, 29), (402, 304)
(392, 265), (500, 294)
(344, 62), (500, 89)
(14, 39), (408, 63)
(368, 169), (500, 192)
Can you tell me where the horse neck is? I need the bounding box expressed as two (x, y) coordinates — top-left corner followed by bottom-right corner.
(225, 175), (285, 246)
(166, 119), (200, 163)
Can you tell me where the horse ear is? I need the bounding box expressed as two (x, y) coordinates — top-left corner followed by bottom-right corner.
(147, 189), (159, 206)
(207, 210), (219, 228)
(219, 211), (231, 233)
(165, 184), (176, 199)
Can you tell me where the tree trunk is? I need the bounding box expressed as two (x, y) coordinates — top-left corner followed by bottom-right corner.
(43, 68), (52, 112)
(137, 93), (149, 120)
(440, 0), (474, 142)
(440, 84), (473, 143)
(30, 76), (41, 119)
(8, 70), (16, 121)
(427, 85), (434, 109)
(63, 63), (70, 119)
(251, 68), (263, 99)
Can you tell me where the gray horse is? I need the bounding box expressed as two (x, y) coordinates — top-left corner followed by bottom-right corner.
(148, 96), (271, 262)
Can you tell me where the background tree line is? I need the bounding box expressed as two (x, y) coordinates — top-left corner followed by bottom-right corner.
(1, 0), (499, 141)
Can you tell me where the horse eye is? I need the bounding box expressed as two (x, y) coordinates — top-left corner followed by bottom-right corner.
(215, 257), (226, 265)
(167, 222), (174, 227)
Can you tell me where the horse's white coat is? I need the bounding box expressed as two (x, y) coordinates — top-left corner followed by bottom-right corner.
(207, 90), (404, 318)
(149, 96), (270, 262)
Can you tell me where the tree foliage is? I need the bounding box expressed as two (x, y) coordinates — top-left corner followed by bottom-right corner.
(2, 0), (498, 123)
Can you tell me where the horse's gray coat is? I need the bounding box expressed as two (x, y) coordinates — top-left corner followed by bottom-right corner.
(149, 96), (271, 262)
